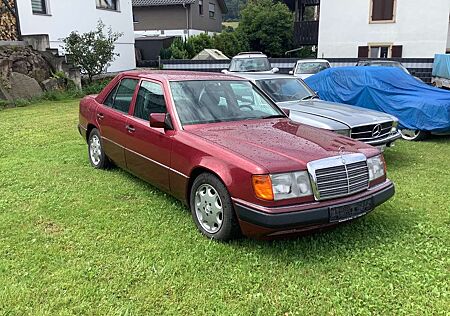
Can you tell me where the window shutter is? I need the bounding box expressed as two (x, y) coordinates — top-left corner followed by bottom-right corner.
(358, 46), (369, 58)
(372, 0), (394, 21)
(391, 45), (403, 58)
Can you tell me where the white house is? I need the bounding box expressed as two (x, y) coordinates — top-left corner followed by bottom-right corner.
(313, 0), (450, 58)
(16, 0), (136, 72)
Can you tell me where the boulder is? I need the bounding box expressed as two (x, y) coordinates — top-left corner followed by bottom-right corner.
(8, 72), (43, 100)
(42, 77), (65, 91)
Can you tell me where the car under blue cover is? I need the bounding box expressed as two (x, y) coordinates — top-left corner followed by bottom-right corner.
(305, 67), (450, 134)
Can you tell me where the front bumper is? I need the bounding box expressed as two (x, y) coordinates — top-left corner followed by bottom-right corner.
(234, 181), (394, 236)
(364, 131), (402, 146)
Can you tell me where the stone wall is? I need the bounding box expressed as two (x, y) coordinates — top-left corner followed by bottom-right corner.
(0, 0), (18, 41)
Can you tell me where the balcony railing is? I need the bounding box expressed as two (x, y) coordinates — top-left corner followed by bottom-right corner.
(294, 20), (319, 45)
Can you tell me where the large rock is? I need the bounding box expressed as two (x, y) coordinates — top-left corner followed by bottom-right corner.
(8, 72), (43, 100)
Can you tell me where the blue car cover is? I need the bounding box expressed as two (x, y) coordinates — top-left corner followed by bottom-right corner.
(305, 67), (450, 133)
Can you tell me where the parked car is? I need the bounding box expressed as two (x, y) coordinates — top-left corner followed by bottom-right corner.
(78, 71), (395, 240)
(237, 73), (401, 151)
(289, 59), (331, 80)
(222, 52), (279, 74)
(431, 54), (450, 89)
(305, 67), (450, 141)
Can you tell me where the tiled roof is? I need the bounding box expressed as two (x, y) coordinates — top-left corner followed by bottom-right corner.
(132, 0), (196, 6)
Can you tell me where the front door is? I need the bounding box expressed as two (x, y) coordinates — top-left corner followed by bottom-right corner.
(124, 80), (172, 191)
(96, 78), (139, 168)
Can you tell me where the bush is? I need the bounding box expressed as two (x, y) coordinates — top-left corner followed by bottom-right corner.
(63, 20), (122, 82)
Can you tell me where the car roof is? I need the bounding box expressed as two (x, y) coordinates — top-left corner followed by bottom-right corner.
(232, 73), (298, 81)
(232, 53), (268, 59)
(296, 59), (330, 63)
(120, 70), (245, 81)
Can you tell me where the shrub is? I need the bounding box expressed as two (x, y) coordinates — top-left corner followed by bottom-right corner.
(63, 20), (122, 82)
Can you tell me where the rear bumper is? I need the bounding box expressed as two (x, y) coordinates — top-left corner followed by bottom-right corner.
(364, 132), (402, 146)
(234, 181), (394, 236)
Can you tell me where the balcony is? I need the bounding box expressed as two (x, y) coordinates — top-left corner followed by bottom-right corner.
(294, 20), (319, 45)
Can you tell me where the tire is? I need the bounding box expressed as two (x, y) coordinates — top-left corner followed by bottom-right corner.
(190, 173), (241, 241)
(399, 129), (429, 141)
(88, 128), (112, 169)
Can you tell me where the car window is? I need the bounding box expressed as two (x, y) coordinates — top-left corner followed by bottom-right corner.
(256, 78), (313, 103)
(103, 78), (139, 113)
(295, 62), (330, 74)
(170, 80), (283, 125)
(229, 58), (271, 72)
(134, 81), (167, 121)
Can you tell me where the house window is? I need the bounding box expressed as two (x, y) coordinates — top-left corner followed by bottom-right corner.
(199, 0), (204, 15)
(209, 3), (215, 18)
(370, 45), (390, 58)
(96, 0), (119, 11)
(31, 0), (47, 14)
(370, 0), (396, 22)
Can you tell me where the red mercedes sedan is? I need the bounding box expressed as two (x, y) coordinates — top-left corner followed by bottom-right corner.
(78, 71), (395, 240)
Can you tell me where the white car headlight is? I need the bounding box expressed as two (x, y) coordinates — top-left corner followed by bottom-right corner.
(391, 121), (399, 133)
(367, 155), (385, 181)
(270, 171), (312, 200)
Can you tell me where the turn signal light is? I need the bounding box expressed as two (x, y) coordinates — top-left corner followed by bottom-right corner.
(252, 175), (274, 201)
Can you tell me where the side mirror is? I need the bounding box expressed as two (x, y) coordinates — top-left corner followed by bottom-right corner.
(289, 70), (293, 75)
(282, 108), (290, 116)
(272, 67), (279, 73)
(221, 69), (228, 74)
(150, 113), (173, 130)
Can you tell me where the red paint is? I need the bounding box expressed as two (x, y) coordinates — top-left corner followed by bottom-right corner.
(79, 71), (393, 238)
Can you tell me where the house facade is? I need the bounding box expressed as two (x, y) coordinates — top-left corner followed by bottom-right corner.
(14, 0), (136, 72)
(288, 0), (450, 58)
(133, 0), (227, 39)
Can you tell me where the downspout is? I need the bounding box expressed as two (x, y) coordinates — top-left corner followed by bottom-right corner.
(183, 2), (189, 39)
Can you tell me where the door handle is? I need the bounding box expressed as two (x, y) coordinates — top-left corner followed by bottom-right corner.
(97, 113), (105, 120)
(126, 124), (136, 133)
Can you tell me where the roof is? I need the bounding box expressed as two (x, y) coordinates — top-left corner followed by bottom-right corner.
(232, 53), (269, 59)
(232, 73), (297, 81)
(120, 70), (245, 81)
(132, 0), (228, 13)
(295, 59), (330, 63)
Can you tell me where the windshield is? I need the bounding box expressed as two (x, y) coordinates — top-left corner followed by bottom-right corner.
(256, 78), (314, 103)
(229, 58), (272, 72)
(170, 80), (285, 125)
(295, 62), (330, 74)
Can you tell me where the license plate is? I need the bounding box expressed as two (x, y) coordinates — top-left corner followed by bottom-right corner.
(329, 199), (374, 223)
(376, 145), (386, 152)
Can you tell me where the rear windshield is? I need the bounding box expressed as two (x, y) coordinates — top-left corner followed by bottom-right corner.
(229, 58), (272, 72)
(295, 62), (330, 74)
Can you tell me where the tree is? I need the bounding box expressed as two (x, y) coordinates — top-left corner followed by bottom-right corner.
(213, 30), (249, 57)
(63, 20), (122, 82)
(238, 0), (293, 57)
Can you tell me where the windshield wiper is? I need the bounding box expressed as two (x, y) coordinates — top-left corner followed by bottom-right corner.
(261, 114), (286, 119)
(301, 94), (319, 101)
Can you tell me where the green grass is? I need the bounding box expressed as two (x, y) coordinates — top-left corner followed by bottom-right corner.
(0, 100), (449, 315)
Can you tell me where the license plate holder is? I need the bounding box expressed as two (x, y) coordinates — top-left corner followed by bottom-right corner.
(329, 199), (374, 223)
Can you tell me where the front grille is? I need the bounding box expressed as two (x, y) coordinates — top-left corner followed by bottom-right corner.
(351, 122), (393, 142)
(307, 154), (369, 201)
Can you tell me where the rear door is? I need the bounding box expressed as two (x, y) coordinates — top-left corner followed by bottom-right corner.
(124, 80), (173, 191)
(96, 78), (139, 168)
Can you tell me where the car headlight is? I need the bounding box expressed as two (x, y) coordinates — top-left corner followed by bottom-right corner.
(391, 121), (399, 133)
(334, 129), (351, 137)
(367, 155), (386, 181)
(252, 172), (312, 201)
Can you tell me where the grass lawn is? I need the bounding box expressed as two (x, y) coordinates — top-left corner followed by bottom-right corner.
(0, 100), (449, 315)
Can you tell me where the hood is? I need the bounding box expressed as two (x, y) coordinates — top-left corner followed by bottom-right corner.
(185, 119), (379, 174)
(279, 99), (396, 128)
